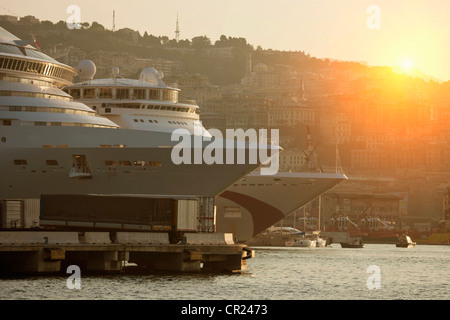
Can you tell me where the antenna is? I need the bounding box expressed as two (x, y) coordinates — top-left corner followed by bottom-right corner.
(112, 10), (116, 32)
(175, 12), (180, 42)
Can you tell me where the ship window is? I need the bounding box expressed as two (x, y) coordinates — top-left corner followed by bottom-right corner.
(37, 63), (45, 74)
(46, 160), (58, 166)
(99, 145), (112, 148)
(171, 91), (178, 103)
(119, 161), (132, 166)
(99, 88), (113, 98)
(51, 122), (62, 126)
(162, 90), (171, 101)
(35, 122), (47, 126)
(148, 120), (153, 123)
(149, 89), (159, 99)
(104, 160), (117, 166)
(9, 106), (22, 112)
(11, 59), (18, 70)
(133, 160), (146, 166)
(154, 120), (158, 123)
(133, 119), (138, 123)
(69, 89), (80, 99)
(13, 159), (27, 165)
(154, 105), (160, 110)
(139, 119), (144, 123)
(134, 89), (146, 99)
(116, 88), (129, 99)
(83, 89), (96, 99)
(160, 106), (167, 110)
(5, 58), (12, 69)
(2, 120), (12, 126)
(148, 161), (162, 167)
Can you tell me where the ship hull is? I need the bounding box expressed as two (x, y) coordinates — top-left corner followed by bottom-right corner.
(0, 126), (261, 198)
(215, 172), (347, 242)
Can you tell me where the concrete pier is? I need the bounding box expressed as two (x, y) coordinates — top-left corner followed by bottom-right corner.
(0, 231), (253, 275)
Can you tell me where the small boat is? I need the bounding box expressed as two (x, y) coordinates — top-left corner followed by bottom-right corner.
(293, 237), (316, 247)
(340, 239), (364, 248)
(395, 235), (416, 248)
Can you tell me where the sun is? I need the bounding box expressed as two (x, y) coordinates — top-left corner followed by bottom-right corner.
(402, 59), (413, 71)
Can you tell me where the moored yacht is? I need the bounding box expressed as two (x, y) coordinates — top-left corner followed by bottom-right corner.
(0, 27), (266, 200)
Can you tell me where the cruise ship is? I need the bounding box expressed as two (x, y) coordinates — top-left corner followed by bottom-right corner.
(67, 61), (347, 242)
(0, 27), (267, 200)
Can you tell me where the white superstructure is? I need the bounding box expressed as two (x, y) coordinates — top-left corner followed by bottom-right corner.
(67, 66), (205, 136)
(0, 27), (264, 199)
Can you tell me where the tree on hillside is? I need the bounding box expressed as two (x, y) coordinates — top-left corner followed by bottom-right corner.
(192, 36), (211, 48)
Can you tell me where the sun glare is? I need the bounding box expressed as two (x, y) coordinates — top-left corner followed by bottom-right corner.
(402, 59), (413, 71)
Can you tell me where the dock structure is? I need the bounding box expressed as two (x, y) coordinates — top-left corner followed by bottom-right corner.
(0, 196), (255, 275)
(0, 231), (254, 275)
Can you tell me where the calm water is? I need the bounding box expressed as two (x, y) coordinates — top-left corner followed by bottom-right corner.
(0, 244), (448, 300)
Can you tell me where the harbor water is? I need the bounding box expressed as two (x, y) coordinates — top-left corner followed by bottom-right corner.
(0, 244), (448, 300)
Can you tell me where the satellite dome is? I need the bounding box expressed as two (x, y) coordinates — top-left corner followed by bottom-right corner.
(139, 67), (163, 85)
(76, 60), (96, 80)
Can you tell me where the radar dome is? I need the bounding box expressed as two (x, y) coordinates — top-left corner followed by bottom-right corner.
(76, 60), (96, 80)
(139, 67), (163, 85)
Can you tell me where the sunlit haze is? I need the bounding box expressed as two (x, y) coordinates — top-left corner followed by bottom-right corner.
(0, 0), (449, 81)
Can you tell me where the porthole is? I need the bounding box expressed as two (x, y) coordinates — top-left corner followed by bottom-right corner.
(1, 137), (6, 143)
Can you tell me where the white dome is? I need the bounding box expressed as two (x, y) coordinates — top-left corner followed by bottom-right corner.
(139, 68), (163, 85)
(76, 60), (96, 80)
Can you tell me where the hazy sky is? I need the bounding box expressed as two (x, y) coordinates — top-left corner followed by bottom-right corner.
(1, 0), (449, 81)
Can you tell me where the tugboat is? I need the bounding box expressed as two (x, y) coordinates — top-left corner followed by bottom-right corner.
(395, 234), (416, 248)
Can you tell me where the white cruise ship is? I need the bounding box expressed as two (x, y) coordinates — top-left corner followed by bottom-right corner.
(67, 61), (347, 242)
(0, 27), (266, 200)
